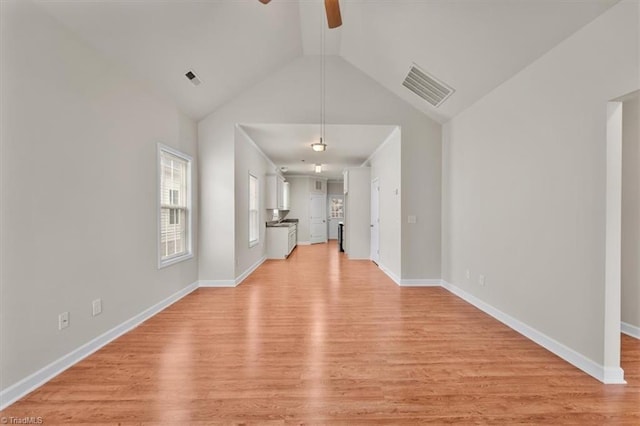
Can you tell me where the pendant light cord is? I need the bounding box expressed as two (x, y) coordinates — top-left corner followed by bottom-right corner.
(321, 3), (325, 144)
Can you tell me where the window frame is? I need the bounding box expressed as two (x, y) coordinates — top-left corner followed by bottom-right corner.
(157, 143), (193, 269)
(249, 173), (259, 248)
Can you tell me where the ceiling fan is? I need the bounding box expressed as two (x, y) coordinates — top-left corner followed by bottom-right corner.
(258, 0), (342, 29)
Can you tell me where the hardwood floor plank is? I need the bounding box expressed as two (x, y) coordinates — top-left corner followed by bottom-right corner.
(1, 241), (638, 424)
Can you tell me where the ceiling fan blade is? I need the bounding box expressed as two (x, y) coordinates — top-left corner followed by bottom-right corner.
(258, 0), (271, 4)
(325, 0), (342, 29)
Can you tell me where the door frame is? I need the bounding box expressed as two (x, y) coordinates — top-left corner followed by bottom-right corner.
(370, 178), (380, 264)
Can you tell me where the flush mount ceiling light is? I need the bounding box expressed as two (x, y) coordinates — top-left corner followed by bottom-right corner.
(311, 138), (327, 152)
(315, 164), (323, 173)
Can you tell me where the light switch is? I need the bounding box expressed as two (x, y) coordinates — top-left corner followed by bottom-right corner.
(408, 215), (417, 224)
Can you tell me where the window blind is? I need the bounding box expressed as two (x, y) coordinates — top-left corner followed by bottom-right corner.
(160, 151), (188, 259)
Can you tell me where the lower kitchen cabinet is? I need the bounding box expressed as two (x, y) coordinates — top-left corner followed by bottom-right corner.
(266, 224), (297, 259)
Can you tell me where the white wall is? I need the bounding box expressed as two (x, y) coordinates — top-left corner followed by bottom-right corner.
(0, 1), (198, 392)
(369, 129), (402, 278)
(622, 93), (640, 329)
(327, 181), (343, 195)
(198, 55), (441, 281)
(442, 0), (639, 369)
(286, 176), (311, 244)
(234, 127), (275, 278)
(198, 113), (235, 282)
(345, 167), (371, 259)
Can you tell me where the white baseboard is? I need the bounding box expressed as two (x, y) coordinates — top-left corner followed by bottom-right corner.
(0, 281), (199, 411)
(199, 257), (266, 288)
(441, 281), (626, 384)
(621, 321), (640, 339)
(400, 279), (443, 287)
(198, 279), (237, 287)
(235, 256), (266, 286)
(377, 264), (442, 288)
(378, 263), (401, 285)
(297, 241), (311, 246)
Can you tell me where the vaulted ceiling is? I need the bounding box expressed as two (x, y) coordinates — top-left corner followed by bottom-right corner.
(36, 0), (619, 123)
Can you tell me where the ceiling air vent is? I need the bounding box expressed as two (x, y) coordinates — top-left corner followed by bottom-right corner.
(402, 64), (454, 108)
(185, 69), (202, 86)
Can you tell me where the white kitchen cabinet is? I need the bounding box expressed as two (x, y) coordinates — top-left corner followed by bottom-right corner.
(266, 224), (297, 259)
(266, 174), (285, 210)
(282, 181), (290, 210)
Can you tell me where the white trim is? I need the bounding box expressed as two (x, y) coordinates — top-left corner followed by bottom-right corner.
(198, 279), (237, 288)
(248, 172), (259, 248)
(235, 256), (266, 286)
(286, 174), (329, 180)
(378, 263), (443, 287)
(399, 279), (443, 287)
(361, 126), (400, 167)
(378, 263), (401, 285)
(441, 280), (626, 384)
(157, 143), (194, 269)
(604, 101), (623, 373)
(0, 282), (199, 411)
(297, 241), (312, 246)
(621, 322), (640, 339)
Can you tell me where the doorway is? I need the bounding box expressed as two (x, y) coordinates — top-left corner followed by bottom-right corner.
(603, 92), (640, 384)
(310, 194), (327, 244)
(370, 178), (380, 264)
(620, 92), (640, 340)
(328, 194), (344, 240)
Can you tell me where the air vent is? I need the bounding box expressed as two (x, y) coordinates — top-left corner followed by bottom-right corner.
(185, 69), (202, 86)
(402, 64), (454, 107)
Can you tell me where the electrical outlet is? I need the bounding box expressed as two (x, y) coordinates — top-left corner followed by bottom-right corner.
(408, 215), (417, 224)
(466, 269), (470, 279)
(479, 275), (486, 286)
(58, 312), (70, 330)
(92, 299), (102, 316)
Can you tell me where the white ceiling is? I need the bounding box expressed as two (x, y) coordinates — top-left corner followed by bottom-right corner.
(36, 0), (303, 120)
(240, 124), (397, 180)
(35, 0), (619, 180)
(35, 0), (619, 122)
(338, 0), (620, 122)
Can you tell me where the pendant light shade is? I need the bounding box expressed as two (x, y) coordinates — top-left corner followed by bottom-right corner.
(311, 137), (327, 152)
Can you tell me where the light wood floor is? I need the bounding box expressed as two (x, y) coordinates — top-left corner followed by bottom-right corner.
(2, 241), (639, 424)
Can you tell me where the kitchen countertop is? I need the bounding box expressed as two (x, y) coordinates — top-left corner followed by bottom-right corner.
(266, 222), (297, 228)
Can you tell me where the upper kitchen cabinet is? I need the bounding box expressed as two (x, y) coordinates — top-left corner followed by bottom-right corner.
(266, 174), (286, 210)
(282, 181), (290, 210)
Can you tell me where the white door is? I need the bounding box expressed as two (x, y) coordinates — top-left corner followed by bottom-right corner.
(328, 195), (344, 239)
(370, 179), (380, 263)
(310, 194), (327, 244)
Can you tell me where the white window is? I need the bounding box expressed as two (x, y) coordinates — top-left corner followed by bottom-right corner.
(249, 173), (259, 247)
(330, 197), (344, 219)
(158, 144), (193, 268)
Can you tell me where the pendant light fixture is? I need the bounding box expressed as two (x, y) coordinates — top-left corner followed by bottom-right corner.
(311, 7), (328, 153)
(311, 139), (327, 152)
